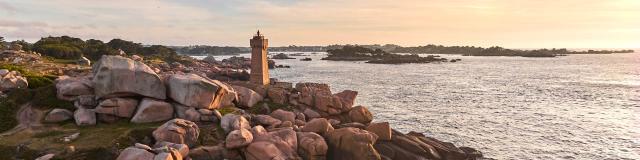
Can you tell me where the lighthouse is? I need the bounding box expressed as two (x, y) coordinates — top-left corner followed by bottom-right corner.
(250, 30), (269, 86)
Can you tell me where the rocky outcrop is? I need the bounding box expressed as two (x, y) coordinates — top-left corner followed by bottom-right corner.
(271, 53), (295, 59)
(74, 108), (96, 126)
(77, 56), (91, 66)
(295, 83), (331, 106)
(297, 132), (328, 159)
(197, 108), (221, 122)
(75, 95), (98, 108)
(333, 90), (358, 109)
(94, 97), (139, 118)
(303, 108), (321, 119)
(0, 70), (28, 91)
(154, 141), (190, 158)
(153, 119), (200, 147)
(302, 118), (334, 135)
(174, 104), (200, 122)
(366, 122), (392, 141)
(247, 128), (300, 159)
(254, 115), (282, 128)
(348, 106), (373, 124)
(55, 76), (93, 101)
(131, 55), (143, 61)
(325, 127), (381, 160)
(270, 109), (296, 123)
(232, 85), (263, 108)
(220, 114), (250, 133)
(188, 145), (226, 160)
(92, 55), (166, 99)
(115, 147), (154, 160)
(225, 128), (253, 149)
(116, 142), (186, 160)
(44, 108), (73, 123)
(245, 141), (287, 160)
(405, 131), (471, 160)
(294, 83), (357, 116)
(131, 98), (174, 123)
(166, 73), (234, 109)
(267, 87), (289, 104)
(203, 55), (216, 64)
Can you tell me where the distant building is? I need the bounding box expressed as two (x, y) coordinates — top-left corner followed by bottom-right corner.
(250, 30), (269, 86)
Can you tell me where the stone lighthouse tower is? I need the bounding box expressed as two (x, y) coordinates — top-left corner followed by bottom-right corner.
(250, 30), (269, 86)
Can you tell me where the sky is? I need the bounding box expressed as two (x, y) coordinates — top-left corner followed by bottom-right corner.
(0, 0), (639, 48)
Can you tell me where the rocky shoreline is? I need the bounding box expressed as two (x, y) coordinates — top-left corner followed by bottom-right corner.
(0, 46), (485, 160)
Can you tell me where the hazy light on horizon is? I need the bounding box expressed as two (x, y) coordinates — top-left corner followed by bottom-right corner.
(0, 0), (639, 48)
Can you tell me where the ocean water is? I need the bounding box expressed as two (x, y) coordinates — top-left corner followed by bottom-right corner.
(195, 52), (640, 159)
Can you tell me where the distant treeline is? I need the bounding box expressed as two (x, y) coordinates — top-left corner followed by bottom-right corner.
(2, 35), (190, 63)
(3, 35), (634, 59)
(566, 49), (635, 54)
(269, 45), (328, 52)
(172, 45), (247, 55)
(324, 45), (636, 58)
(276, 44), (635, 57)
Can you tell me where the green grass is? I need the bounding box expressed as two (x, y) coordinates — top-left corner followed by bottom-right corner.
(33, 130), (66, 138)
(0, 64), (32, 76)
(0, 63), (59, 89)
(0, 120), (164, 160)
(217, 106), (242, 115)
(0, 83), (73, 132)
(42, 56), (78, 64)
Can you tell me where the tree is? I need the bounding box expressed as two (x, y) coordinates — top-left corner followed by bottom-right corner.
(106, 39), (142, 55)
(11, 40), (32, 52)
(33, 36), (86, 59)
(84, 39), (117, 60)
(0, 36), (4, 50)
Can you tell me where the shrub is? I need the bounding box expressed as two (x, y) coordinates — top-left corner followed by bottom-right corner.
(25, 75), (55, 89)
(32, 84), (74, 110)
(0, 100), (19, 133)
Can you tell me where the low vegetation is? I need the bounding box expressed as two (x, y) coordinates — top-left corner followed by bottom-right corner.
(26, 36), (193, 64)
(174, 45), (244, 55)
(0, 120), (164, 160)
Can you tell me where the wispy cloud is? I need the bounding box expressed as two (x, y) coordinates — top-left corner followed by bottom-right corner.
(0, 1), (17, 14)
(0, 0), (638, 48)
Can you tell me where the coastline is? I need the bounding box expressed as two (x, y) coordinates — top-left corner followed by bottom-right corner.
(0, 47), (485, 159)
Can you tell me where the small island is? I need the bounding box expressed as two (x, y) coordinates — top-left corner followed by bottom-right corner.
(270, 53), (295, 59)
(321, 46), (451, 64)
(391, 45), (635, 57)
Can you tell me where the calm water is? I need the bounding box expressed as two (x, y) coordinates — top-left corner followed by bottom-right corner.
(196, 52), (640, 159)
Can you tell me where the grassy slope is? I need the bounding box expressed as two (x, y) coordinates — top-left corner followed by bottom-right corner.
(0, 120), (162, 159)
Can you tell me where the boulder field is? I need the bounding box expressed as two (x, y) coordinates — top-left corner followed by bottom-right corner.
(36, 55), (483, 160)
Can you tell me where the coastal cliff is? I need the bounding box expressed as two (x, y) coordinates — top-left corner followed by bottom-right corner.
(0, 45), (484, 159)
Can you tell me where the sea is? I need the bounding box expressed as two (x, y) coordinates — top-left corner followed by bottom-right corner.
(194, 52), (640, 159)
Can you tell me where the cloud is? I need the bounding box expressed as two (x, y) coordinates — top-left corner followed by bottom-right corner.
(0, 0), (638, 48)
(0, 20), (48, 27)
(0, 1), (17, 13)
